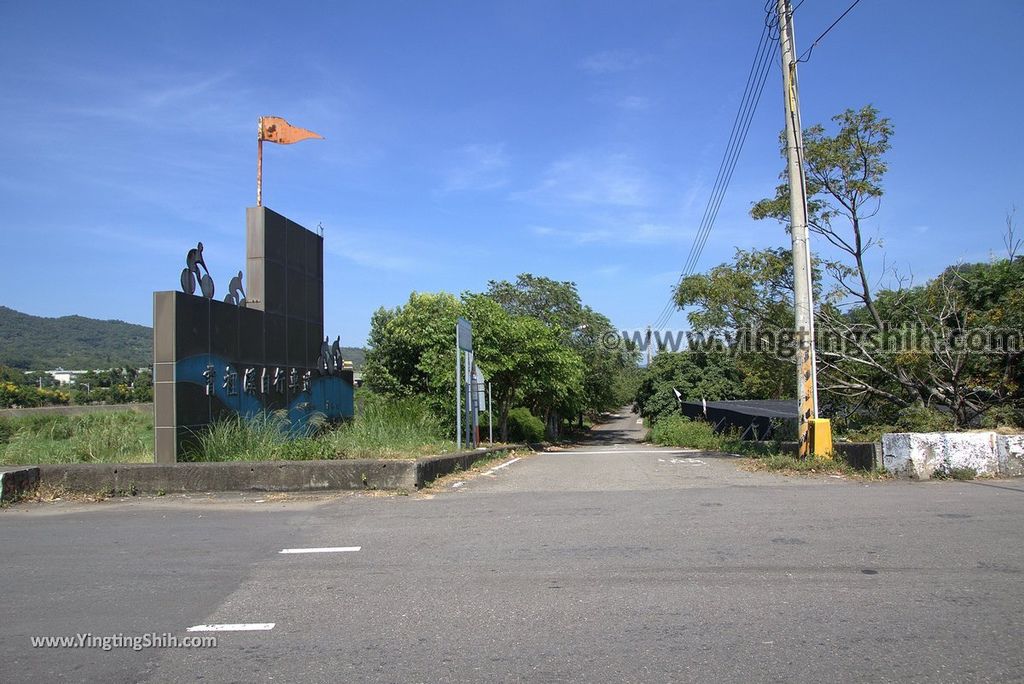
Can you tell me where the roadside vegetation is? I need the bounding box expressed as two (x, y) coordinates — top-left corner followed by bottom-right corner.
(0, 411), (152, 465)
(364, 274), (640, 442)
(0, 393), (459, 465)
(187, 394), (453, 462)
(634, 105), (1023, 447)
(649, 414), (886, 477)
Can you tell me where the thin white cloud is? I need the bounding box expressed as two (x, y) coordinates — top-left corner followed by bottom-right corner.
(68, 70), (246, 132)
(530, 222), (692, 246)
(522, 153), (654, 208)
(325, 231), (417, 270)
(617, 95), (652, 111)
(440, 143), (510, 192)
(579, 50), (650, 75)
(595, 264), (624, 277)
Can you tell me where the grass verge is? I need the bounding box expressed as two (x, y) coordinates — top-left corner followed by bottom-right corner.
(0, 411), (152, 465)
(649, 414), (889, 478)
(2, 395), (460, 465)
(186, 395), (455, 462)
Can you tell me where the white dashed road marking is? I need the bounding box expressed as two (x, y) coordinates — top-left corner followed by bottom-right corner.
(187, 623), (275, 632)
(484, 457), (521, 475)
(279, 547), (361, 554)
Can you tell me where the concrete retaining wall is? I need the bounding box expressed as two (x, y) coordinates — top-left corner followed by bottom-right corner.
(773, 441), (881, 470)
(0, 467), (40, 503)
(997, 434), (1024, 478)
(39, 460), (417, 495)
(20, 445), (525, 497)
(881, 432), (1024, 479)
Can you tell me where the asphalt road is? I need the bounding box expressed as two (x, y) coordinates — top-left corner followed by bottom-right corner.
(2, 410), (1023, 683)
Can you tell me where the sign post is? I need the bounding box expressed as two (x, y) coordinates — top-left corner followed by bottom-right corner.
(456, 318), (473, 451)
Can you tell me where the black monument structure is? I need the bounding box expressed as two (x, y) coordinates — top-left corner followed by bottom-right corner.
(153, 206), (354, 463)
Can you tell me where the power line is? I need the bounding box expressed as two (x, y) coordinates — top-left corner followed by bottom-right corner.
(797, 0), (863, 63)
(653, 2), (779, 329)
(652, 5), (780, 331)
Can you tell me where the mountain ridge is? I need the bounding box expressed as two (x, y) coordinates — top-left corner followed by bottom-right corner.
(0, 306), (364, 371)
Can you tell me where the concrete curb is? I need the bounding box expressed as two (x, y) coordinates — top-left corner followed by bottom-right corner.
(415, 445), (527, 487)
(22, 445), (527, 497)
(38, 460), (417, 495)
(0, 467), (41, 503)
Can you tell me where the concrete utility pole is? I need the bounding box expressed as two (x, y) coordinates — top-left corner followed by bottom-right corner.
(776, 0), (820, 458)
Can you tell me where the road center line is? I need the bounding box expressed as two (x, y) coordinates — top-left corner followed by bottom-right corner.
(484, 457), (521, 474)
(278, 546), (361, 554)
(187, 623), (275, 632)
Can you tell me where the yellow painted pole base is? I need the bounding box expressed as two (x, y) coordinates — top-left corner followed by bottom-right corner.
(809, 418), (833, 458)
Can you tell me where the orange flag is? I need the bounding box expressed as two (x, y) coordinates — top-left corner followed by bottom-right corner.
(258, 116), (324, 144)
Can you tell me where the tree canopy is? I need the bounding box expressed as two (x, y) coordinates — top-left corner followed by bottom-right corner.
(668, 104), (1024, 431)
(364, 276), (638, 440)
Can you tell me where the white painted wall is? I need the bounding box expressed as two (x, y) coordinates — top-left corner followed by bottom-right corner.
(882, 432), (1024, 479)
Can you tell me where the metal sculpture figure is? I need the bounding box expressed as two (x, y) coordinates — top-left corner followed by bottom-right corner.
(317, 336), (334, 375)
(330, 336), (343, 373)
(180, 242), (215, 299)
(224, 270), (246, 307)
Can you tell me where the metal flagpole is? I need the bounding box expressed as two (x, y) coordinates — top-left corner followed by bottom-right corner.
(488, 382), (493, 445)
(257, 118), (264, 207)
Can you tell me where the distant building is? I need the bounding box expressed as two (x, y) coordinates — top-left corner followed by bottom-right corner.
(45, 369), (89, 386)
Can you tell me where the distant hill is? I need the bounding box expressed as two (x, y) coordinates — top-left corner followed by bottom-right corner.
(0, 306), (151, 370)
(0, 306), (366, 371)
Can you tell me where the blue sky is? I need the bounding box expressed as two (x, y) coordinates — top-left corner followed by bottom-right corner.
(1, 1), (1021, 346)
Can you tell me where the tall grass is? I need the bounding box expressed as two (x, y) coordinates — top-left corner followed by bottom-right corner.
(185, 411), (329, 462)
(1, 394), (456, 464)
(188, 394), (454, 462)
(0, 411), (153, 465)
(322, 395), (453, 458)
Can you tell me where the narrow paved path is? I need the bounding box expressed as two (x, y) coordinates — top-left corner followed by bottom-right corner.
(465, 409), (775, 492)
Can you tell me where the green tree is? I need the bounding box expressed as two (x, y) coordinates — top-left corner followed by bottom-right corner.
(364, 291), (588, 440)
(634, 351), (744, 424)
(675, 247), (804, 399)
(363, 292), (463, 423)
(737, 105), (1023, 427)
(486, 273), (638, 419)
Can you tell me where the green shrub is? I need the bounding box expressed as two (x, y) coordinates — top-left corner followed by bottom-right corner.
(507, 407), (545, 443)
(650, 415), (725, 450)
(845, 405), (955, 441)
